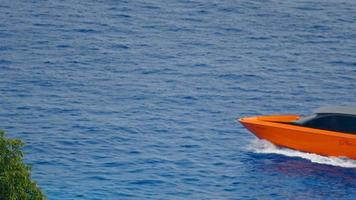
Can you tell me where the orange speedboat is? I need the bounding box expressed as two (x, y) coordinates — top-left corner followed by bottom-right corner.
(239, 106), (356, 159)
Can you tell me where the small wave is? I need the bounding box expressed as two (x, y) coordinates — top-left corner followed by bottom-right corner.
(247, 139), (356, 168)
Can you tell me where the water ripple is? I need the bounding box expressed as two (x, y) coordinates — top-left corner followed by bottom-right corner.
(1, 0), (356, 199)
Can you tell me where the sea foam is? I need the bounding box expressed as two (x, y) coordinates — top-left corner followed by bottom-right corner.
(248, 139), (356, 168)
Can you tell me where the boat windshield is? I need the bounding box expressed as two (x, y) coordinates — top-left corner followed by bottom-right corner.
(293, 114), (356, 134)
(293, 114), (317, 125)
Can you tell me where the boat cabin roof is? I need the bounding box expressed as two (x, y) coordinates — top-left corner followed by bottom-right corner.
(293, 106), (356, 134)
(313, 106), (356, 116)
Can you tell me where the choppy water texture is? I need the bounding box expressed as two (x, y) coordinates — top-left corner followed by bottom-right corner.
(1, 0), (356, 199)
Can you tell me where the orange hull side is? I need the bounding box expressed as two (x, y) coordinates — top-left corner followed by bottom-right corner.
(239, 115), (356, 159)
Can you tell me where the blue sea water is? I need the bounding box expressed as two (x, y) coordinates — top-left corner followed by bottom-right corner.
(1, 0), (356, 199)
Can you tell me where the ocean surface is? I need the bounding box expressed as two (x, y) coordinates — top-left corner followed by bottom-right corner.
(1, 0), (356, 199)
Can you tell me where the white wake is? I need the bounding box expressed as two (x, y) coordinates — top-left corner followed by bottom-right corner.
(247, 139), (356, 168)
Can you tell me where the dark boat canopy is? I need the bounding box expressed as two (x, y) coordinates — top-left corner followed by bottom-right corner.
(314, 106), (356, 116)
(293, 106), (356, 134)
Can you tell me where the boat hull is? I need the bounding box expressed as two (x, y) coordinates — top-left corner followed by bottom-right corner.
(239, 116), (356, 159)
